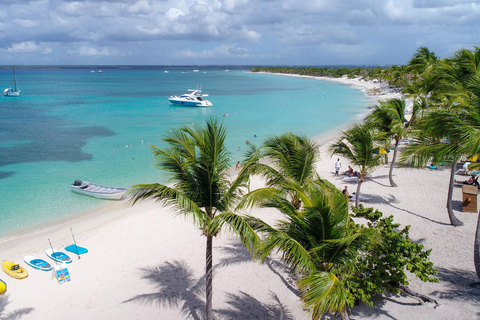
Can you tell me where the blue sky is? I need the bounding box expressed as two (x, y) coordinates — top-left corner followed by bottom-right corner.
(1, 0), (479, 66)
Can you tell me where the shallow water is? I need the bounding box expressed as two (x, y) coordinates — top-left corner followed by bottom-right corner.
(0, 67), (371, 238)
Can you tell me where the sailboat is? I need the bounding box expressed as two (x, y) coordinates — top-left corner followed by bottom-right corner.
(4, 66), (21, 97)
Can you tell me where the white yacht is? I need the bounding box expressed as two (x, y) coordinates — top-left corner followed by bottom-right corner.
(168, 89), (213, 107)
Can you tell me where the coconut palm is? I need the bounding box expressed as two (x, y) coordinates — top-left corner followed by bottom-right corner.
(405, 47), (440, 110)
(245, 179), (366, 320)
(130, 117), (261, 320)
(329, 124), (384, 207)
(365, 98), (409, 187)
(400, 109), (480, 226)
(242, 132), (319, 209)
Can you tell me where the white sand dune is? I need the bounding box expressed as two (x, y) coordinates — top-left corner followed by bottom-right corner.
(1, 78), (479, 319)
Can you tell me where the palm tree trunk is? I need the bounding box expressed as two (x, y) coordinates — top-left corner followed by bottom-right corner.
(206, 235), (213, 320)
(388, 139), (399, 187)
(447, 163), (464, 226)
(355, 180), (362, 208)
(474, 210), (480, 279)
(341, 308), (349, 320)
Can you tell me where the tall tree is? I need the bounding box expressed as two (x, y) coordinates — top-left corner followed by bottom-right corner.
(244, 132), (319, 209)
(245, 179), (366, 320)
(329, 124), (384, 207)
(130, 117), (260, 320)
(365, 98), (409, 187)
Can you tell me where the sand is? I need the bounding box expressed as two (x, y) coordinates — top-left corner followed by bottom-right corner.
(1, 77), (479, 320)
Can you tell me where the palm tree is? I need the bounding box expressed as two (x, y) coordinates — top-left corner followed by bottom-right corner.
(400, 109), (480, 226)
(130, 117), (261, 320)
(245, 179), (366, 320)
(243, 132), (319, 209)
(365, 98), (409, 187)
(329, 124), (384, 207)
(405, 47), (439, 110)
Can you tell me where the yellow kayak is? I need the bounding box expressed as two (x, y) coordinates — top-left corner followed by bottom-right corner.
(2, 260), (29, 279)
(0, 278), (6, 294)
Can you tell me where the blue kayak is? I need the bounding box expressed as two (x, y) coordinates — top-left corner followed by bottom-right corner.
(65, 244), (88, 255)
(23, 255), (53, 271)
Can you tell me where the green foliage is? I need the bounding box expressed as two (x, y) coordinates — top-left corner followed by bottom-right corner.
(347, 205), (438, 306)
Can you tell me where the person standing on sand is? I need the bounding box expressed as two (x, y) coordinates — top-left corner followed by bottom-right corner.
(236, 161), (240, 170)
(342, 186), (349, 199)
(335, 158), (341, 176)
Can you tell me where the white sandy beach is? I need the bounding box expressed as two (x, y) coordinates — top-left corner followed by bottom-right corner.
(1, 78), (479, 320)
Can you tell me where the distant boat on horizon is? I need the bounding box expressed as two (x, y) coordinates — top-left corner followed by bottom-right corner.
(164, 70), (169, 73)
(4, 66), (21, 97)
(225, 66), (229, 72)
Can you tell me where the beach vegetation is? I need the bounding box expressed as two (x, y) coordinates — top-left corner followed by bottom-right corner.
(240, 132), (319, 209)
(130, 117), (262, 320)
(329, 124), (384, 207)
(400, 46), (480, 227)
(244, 179), (438, 319)
(365, 98), (410, 187)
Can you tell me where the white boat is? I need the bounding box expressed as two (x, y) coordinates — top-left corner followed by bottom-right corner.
(168, 89), (213, 107)
(4, 66), (20, 97)
(164, 70), (169, 73)
(71, 179), (127, 200)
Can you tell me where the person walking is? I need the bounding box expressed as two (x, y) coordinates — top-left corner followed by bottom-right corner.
(335, 158), (341, 176)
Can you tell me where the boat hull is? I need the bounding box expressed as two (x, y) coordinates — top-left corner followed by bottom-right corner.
(2, 261), (29, 279)
(3, 88), (20, 96)
(71, 180), (127, 200)
(168, 98), (212, 107)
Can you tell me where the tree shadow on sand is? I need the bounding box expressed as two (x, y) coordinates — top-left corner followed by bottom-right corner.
(431, 267), (480, 304)
(217, 241), (300, 297)
(216, 291), (294, 320)
(0, 295), (34, 320)
(122, 260), (206, 320)
(349, 292), (419, 320)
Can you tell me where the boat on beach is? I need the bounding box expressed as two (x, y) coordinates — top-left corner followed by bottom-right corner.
(71, 179), (127, 200)
(168, 89), (213, 107)
(2, 260), (29, 279)
(3, 66), (20, 97)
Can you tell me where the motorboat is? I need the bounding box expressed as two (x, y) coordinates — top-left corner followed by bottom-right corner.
(71, 179), (127, 200)
(4, 66), (20, 97)
(168, 89), (213, 107)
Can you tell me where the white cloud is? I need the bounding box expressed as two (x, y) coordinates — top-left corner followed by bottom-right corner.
(6, 41), (40, 53)
(77, 47), (112, 56)
(127, 0), (153, 15)
(13, 19), (39, 28)
(165, 8), (185, 21)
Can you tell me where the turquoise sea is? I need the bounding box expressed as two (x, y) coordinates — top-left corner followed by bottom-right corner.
(0, 67), (372, 240)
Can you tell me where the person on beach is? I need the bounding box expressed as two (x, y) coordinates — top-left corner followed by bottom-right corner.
(342, 186), (349, 199)
(335, 158), (341, 176)
(344, 165), (354, 176)
(455, 176), (478, 186)
(236, 161), (240, 170)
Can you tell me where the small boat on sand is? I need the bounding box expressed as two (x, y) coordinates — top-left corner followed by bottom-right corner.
(71, 179), (127, 200)
(2, 260), (29, 279)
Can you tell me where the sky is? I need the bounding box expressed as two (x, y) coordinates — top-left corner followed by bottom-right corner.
(1, 0), (479, 66)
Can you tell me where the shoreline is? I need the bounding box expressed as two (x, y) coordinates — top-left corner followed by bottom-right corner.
(0, 73), (394, 245)
(7, 75), (475, 320)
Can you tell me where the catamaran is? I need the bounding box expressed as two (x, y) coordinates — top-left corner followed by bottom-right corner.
(4, 66), (20, 97)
